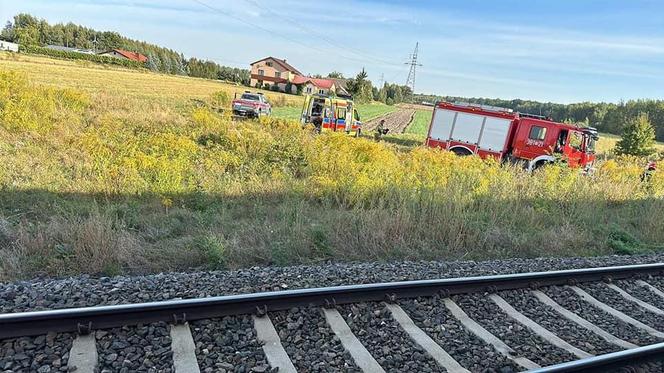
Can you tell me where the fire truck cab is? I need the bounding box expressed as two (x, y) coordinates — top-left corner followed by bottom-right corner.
(301, 94), (362, 135)
(425, 102), (598, 171)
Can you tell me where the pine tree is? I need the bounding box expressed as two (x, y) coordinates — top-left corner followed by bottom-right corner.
(615, 113), (656, 156)
(347, 69), (372, 103)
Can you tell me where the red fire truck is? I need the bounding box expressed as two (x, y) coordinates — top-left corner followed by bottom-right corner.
(425, 102), (599, 171)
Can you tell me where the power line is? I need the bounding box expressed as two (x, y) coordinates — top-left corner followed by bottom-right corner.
(405, 42), (422, 94)
(192, 0), (416, 86)
(190, 0), (331, 57)
(241, 0), (401, 68)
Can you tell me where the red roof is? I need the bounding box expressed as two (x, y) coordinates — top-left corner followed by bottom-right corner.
(111, 49), (148, 63)
(250, 56), (302, 75)
(291, 75), (335, 89)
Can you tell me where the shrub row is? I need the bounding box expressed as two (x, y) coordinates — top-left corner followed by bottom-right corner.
(19, 45), (144, 69)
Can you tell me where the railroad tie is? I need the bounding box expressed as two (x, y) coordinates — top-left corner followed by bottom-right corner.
(443, 298), (540, 370)
(170, 323), (200, 373)
(636, 280), (664, 301)
(68, 334), (97, 373)
(569, 286), (664, 339)
(321, 308), (385, 373)
(385, 303), (470, 373)
(605, 283), (664, 316)
(531, 290), (638, 350)
(489, 294), (592, 359)
(252, 314), (297, 373)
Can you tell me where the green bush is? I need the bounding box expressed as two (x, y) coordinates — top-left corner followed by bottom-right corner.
(193, 235), (226, 269)
(19, 45), (144, 69)
(209, 91), (230, 111)
(608, 229), (642, 255)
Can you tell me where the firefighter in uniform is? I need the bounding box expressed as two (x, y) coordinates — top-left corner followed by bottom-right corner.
(642, 161), (657, 182)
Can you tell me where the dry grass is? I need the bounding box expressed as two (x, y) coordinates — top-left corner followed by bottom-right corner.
(0, 52), (301, 107)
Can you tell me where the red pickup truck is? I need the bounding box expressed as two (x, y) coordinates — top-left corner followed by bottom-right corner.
(232, 92), (272, 118)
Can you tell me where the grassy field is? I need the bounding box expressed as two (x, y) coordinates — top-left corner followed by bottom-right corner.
(0, 52), (301, 107)
(405, 109), (434, 137)
(1, 53), (664, 281)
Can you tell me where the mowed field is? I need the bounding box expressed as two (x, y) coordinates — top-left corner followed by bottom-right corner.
(1, 52), (664, 281)
(0, 53), (396, 122)
(0, 53), (302, 107)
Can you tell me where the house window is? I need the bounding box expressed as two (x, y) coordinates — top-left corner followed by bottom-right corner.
(318, 89), (325, 95)
(528, 126), (547, 141)
(306, 87), (313, 94)
(258, 69), (264, 76)
(266, 61), (273, 67)
(275, 72), (281, 78)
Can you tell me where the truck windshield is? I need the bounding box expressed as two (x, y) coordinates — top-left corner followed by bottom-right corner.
(241, 94), (259, 101)
(585, 134), (597, 153)
(569, 131), (583, 151)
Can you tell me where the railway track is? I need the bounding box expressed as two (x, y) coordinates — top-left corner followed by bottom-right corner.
(1, 264), (664, 372)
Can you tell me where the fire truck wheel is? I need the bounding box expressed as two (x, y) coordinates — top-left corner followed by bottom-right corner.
(532, 160), (552, 171)
(451, 147), (472, 156)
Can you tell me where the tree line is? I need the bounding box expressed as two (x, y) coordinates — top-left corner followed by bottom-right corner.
(414, 93), (664, 142)
(1, 13), (249, 85)
(333, 69), (412, 105)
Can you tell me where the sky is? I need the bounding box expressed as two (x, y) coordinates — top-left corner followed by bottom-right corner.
(2, 0), (664, 103)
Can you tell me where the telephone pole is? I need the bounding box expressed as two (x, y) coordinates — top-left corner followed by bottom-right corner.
(405, 42), (422, 97)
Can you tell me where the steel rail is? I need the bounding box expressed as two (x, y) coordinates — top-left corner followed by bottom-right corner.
(0, 263), (662, 339)
(528, 342), (664, 372)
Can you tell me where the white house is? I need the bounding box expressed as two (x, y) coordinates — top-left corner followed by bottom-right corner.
(0, 40), (19, 52)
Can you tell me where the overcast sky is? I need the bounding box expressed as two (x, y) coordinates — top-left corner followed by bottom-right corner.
(2, 0), (664, 103)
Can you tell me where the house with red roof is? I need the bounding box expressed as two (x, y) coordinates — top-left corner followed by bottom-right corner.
(99, 49), (148, 63)
(291, 75), (337, 96)
(250, 56), (342, 95)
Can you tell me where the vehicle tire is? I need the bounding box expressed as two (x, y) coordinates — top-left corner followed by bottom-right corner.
(532, 160), (551, 171)
(451, 147), (472, 156)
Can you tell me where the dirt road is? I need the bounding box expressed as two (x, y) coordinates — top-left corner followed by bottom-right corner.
(364, 108), (416, 134)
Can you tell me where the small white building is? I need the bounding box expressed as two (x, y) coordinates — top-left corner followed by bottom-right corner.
(0, 40), (19, 52)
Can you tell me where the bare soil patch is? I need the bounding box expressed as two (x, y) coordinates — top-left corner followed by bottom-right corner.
(364, 108), (416, 133)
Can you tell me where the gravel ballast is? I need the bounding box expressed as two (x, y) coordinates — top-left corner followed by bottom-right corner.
(191, 315), (273, 373)
(614, 279), (664, 309)
(579, 282), (664, 331)
(94, 322), (173, 373)
(338, 302), (444, 372)
(543, 286), (661, 346)
(452, 293), (577, 367)
(499, 290), (622, 355)
(2, 254), (664, 313)
(400, 295), (519, 372)
(0, 332), (73, 373)
(270, 307), (359, 372)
